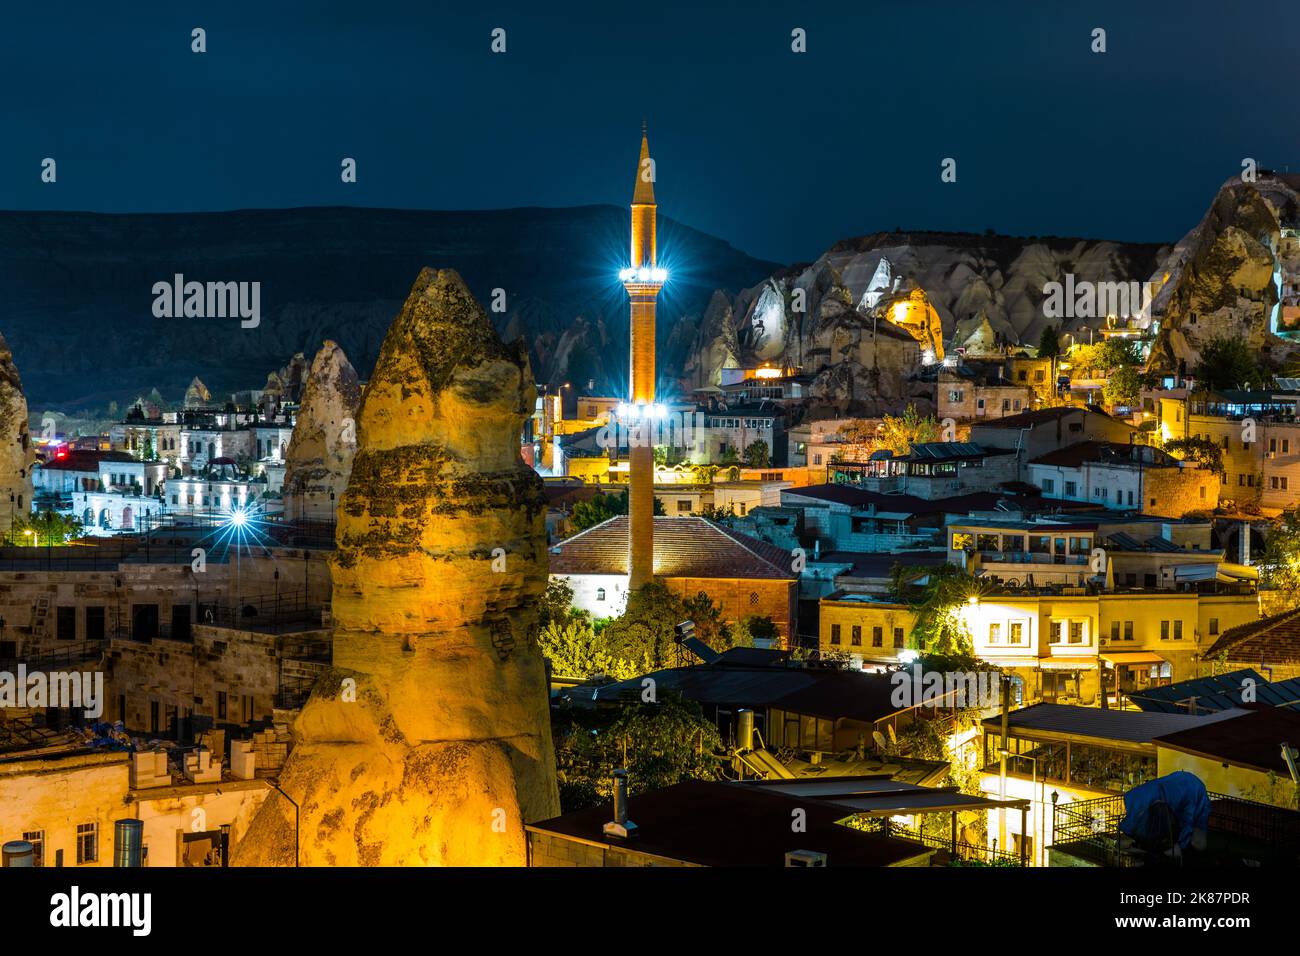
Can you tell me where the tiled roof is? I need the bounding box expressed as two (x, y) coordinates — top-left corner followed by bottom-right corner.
(1030, 440), (1175, 469)
(979, 702), (1245, 745)
(974, 407), (1113, 430)
(782, 483), (1004, 514)
(1206, 607), (1300, 664)
(548, 516), (795, 580)
(1154, 706), (1300, 775)
(39, 450), (135, 471)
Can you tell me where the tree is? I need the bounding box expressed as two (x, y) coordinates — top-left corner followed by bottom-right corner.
(1261, 507), (1300, 611)
(742, 439), (770, 468)
(877, 405), (940, 456)
(538, 577), (584, 630)
(733, 615), (779, 645)
(570, 491), (626, 533)
(1164, 436), (1225, 478)
(16, 510), (85, 546)
(538, 620), (648, 681)
(682, 591), (742, 653)
(551, 697), (724, 812)
(1103, 365), (1142, 408)
(569, 489), (661, 534)
(891, 564), (985, 656)
(1037, 325), (1060, 361)
(1193, 336), (1268, 392)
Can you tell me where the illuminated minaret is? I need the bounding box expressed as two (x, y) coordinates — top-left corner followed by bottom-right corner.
(620, 123), (666, 590)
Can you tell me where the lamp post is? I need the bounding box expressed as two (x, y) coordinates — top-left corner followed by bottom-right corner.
(266, 778), (300, 867)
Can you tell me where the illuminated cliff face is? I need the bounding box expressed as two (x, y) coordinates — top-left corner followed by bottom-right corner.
(0, 331), (34, 535)
(233, 269), (559, 867)
(885, 288), (945, 361)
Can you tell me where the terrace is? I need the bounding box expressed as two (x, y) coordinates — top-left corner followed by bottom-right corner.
(1051, 791), (1300, 867)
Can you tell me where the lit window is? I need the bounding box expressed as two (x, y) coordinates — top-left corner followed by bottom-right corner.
(76, 823), (98, 865)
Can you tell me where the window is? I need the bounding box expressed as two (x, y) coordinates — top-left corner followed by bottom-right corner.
(217, 690), (227, 720)
(893, 627), (905, 648)
(1049, 621), (1062, 644)
(948, 390), (964, 402)
(76, 823), (98, 864)
(676, 500), (691, 513)
(989, 622), (1002, 644)
(23, 830), (44, 867)
(830, 624), (841, 645)
(749, 592), (759, 605)
(1124, 621), (1134, 641)
(1160, 620), (1170, 640)
(1111, 621), (1120, 641)
(56, 606), (76, 641)
(1042, 478), (1055, 493)
(1174, 620), (1183, 640)
(872, 626), (883, 647)
(1209, 618), (1219, 636)
(595, 587), (606, 602)
(1286, 439), (1291, 454)
(851, 625), (862, 647)
(1069, 621), (1084, 644)
(1065, 481), (1077, 497)
(1009, 622), (1024, 644)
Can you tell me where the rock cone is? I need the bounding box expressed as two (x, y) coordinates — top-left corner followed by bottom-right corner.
(234, 269), (559, 866)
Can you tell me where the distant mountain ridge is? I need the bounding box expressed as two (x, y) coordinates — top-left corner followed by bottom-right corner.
(0, 205), (778, 409)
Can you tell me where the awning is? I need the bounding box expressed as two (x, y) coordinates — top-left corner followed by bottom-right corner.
(1100, 651), (1166, 666)
(1037, 659), (1098, 671)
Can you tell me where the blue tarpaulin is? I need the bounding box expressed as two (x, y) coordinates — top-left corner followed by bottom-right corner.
(1119, 771), (1210, 851)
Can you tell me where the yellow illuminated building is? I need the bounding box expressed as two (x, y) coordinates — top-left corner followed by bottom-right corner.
(962, 589), (1258, 705)
(886, 288), (944, 361)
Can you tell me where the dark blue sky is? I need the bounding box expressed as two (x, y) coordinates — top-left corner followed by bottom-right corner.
(3, 0), (1296, 264)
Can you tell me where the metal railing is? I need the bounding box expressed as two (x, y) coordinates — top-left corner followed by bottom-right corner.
(1052, 790), (1300, 866)
(858, 819), (1026, 866)
(0, 640), (107, 672)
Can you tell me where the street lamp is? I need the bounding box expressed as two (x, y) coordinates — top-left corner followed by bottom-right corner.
(266, 778), (300, 867)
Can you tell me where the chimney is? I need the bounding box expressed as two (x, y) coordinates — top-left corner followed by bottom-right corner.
(113, 818), (144, 867)
(736, 709), (755, 752)
(603, 769), (638, 839)
(1, 841), (34, 867)
(785, 849), (828, 867)
(1240, 521), (1251, 564)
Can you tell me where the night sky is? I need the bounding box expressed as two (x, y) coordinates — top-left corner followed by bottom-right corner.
(3, 0), (1297, 264)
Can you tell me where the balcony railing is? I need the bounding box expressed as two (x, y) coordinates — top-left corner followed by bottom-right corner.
(1052, 790), (1300, 867)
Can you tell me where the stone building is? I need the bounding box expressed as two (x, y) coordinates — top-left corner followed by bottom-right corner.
(0, 330), (34, 536)
(548, 515), (798, 640)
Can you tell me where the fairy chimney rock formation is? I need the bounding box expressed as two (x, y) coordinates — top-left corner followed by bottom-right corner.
(233, 268), (559, 866)
(0, 332), (34, 535)
(282, 341), (361, 522)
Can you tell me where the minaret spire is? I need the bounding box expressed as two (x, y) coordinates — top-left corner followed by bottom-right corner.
(622, 123), (666, 591)
(632, 123), (656, 209)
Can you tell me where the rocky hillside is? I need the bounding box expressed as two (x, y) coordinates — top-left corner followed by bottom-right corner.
(0, 206), (776, 409)
(1147, 171), (1300, 374)
(685, 230), (1169, 405)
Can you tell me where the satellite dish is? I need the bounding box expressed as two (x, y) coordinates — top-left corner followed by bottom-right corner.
(872, 730), (888, 752)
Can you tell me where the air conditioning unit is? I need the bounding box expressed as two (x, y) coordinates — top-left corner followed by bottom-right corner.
(785, 849), (828, 867)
